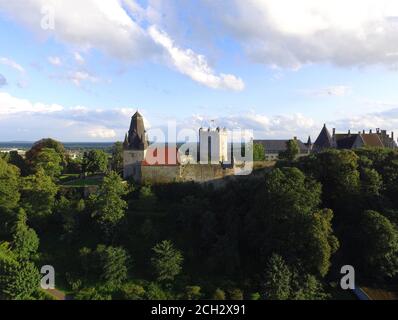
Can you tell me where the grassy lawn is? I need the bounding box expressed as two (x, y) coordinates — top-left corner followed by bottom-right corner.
(59, 173), (80, 183)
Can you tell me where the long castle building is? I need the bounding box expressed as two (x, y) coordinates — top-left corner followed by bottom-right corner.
(123, 112), (236, 184)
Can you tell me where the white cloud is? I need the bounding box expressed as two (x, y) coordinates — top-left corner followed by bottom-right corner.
(87, 126), (117, 139)
(301, 85), (351, 97)
(206, 0), (398, 69)
(49, 70), (100, 86)
(0, 0), (156, 61)
(68, 71), (99, 86)
(0, 56), (25, 73)
(149, 26), (245, 91)
(0, 0), (243, 90)
(0, 92), (63, 117)
(48, 56), (62, 66)
(73, 52), (85, 65)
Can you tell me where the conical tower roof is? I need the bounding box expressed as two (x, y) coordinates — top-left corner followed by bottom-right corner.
(313, 124), (332, 151)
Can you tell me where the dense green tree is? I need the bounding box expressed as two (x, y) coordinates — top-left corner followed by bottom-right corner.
(228, 288), (244, 300)
(95, 245), (130, 288)
(79, 245), (130, 288)
(120, 283), (146, 300)
(26, 138), (66, 165)
(20, 168), (58, 219)
(358, 210), (398, 278)
(0, 157), (20, 211)
(303, 209), (339, 277)
(0, 244), (40, 300)
(145, 282), (168, 300)
(111, 142), (124, 174)
(360, 167), (383, 197)
(151, 240), (183, 282)
(184, 286), (201, 300)
(291, 274), (329, 300)
(253, 143), (265, 161)
(263, 254), (292, 300)
(90, 171), (128, 239)
(75, 287), (111, 300)
(298, 149), (360, 210)
(83, 150), (108, 175)
(7, 151), (28, 176)
(279, 139), (300, 161)
(212, 288), (226, 300)
(248, 168), (338, 276)
(32, 148), (62, 178)
(11, 209), (39, 260)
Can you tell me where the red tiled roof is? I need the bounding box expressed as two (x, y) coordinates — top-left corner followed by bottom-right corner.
(360, 134), (384, 148)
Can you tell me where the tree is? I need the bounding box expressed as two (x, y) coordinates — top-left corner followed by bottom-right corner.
(263, 254), (292, 300)
(95, 245), (130, 288)
(83, 150), (108, 175)
(291, 274), (329, 300)
(279, 139), (299, 161)
(151, 240), (183, 282)
(0, 244), (40, 300)
(26, 138), (66, 166)
(358, 210), (398, 278)
(11, 209), (39, 260)
(228, 288), (243, 300)
(360, 168), (382, 197)
(184, 286), (201, 300)
(262, 254), (328, 300)
(75, 287), (111, 300)
(302, 209), (339, 277)
(253, 143), (265, 161)
(212, 288), (226, 300)
(7, 151), (28, 176)
(0, 157), (20, 211)
(111, 142), (124, 174)
(32, 148), (62, 178)
(91, 171), (128, 239)
(120, 283), (146, 300)
(20, 168), (58, 220)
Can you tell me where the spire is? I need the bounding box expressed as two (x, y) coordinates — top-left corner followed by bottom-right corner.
(313, 124), (332, 152)
(307, 136), (312, 145)
(127, 111), (148, 150)
(123, 133), (129, 149)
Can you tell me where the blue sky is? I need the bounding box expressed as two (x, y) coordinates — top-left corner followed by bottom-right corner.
(1, 0), (398, 141)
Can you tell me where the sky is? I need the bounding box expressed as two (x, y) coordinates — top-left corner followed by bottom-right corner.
(2, 0), (398, 141)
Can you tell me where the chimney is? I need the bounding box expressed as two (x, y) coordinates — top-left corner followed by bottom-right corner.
(363, 130), (365, 134)
(369, 129), (372, 134)
(376, 128), (380, 133)
(392, 132), (394, 140)
(293, 136), (297, 140)
(348, 129), (351, 136)
(332, 128), (336, 136)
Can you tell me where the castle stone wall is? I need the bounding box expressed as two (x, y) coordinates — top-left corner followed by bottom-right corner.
(141, 165), (181, 184)
(141, 163), (235, 185)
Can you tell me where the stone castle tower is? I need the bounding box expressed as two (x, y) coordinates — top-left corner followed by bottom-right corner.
(199, 127), (229, 164)
(123, 111), (148, 180)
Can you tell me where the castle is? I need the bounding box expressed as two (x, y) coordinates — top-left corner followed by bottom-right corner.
(123, 112), (236, 184)
(312, 124), (397, 152)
